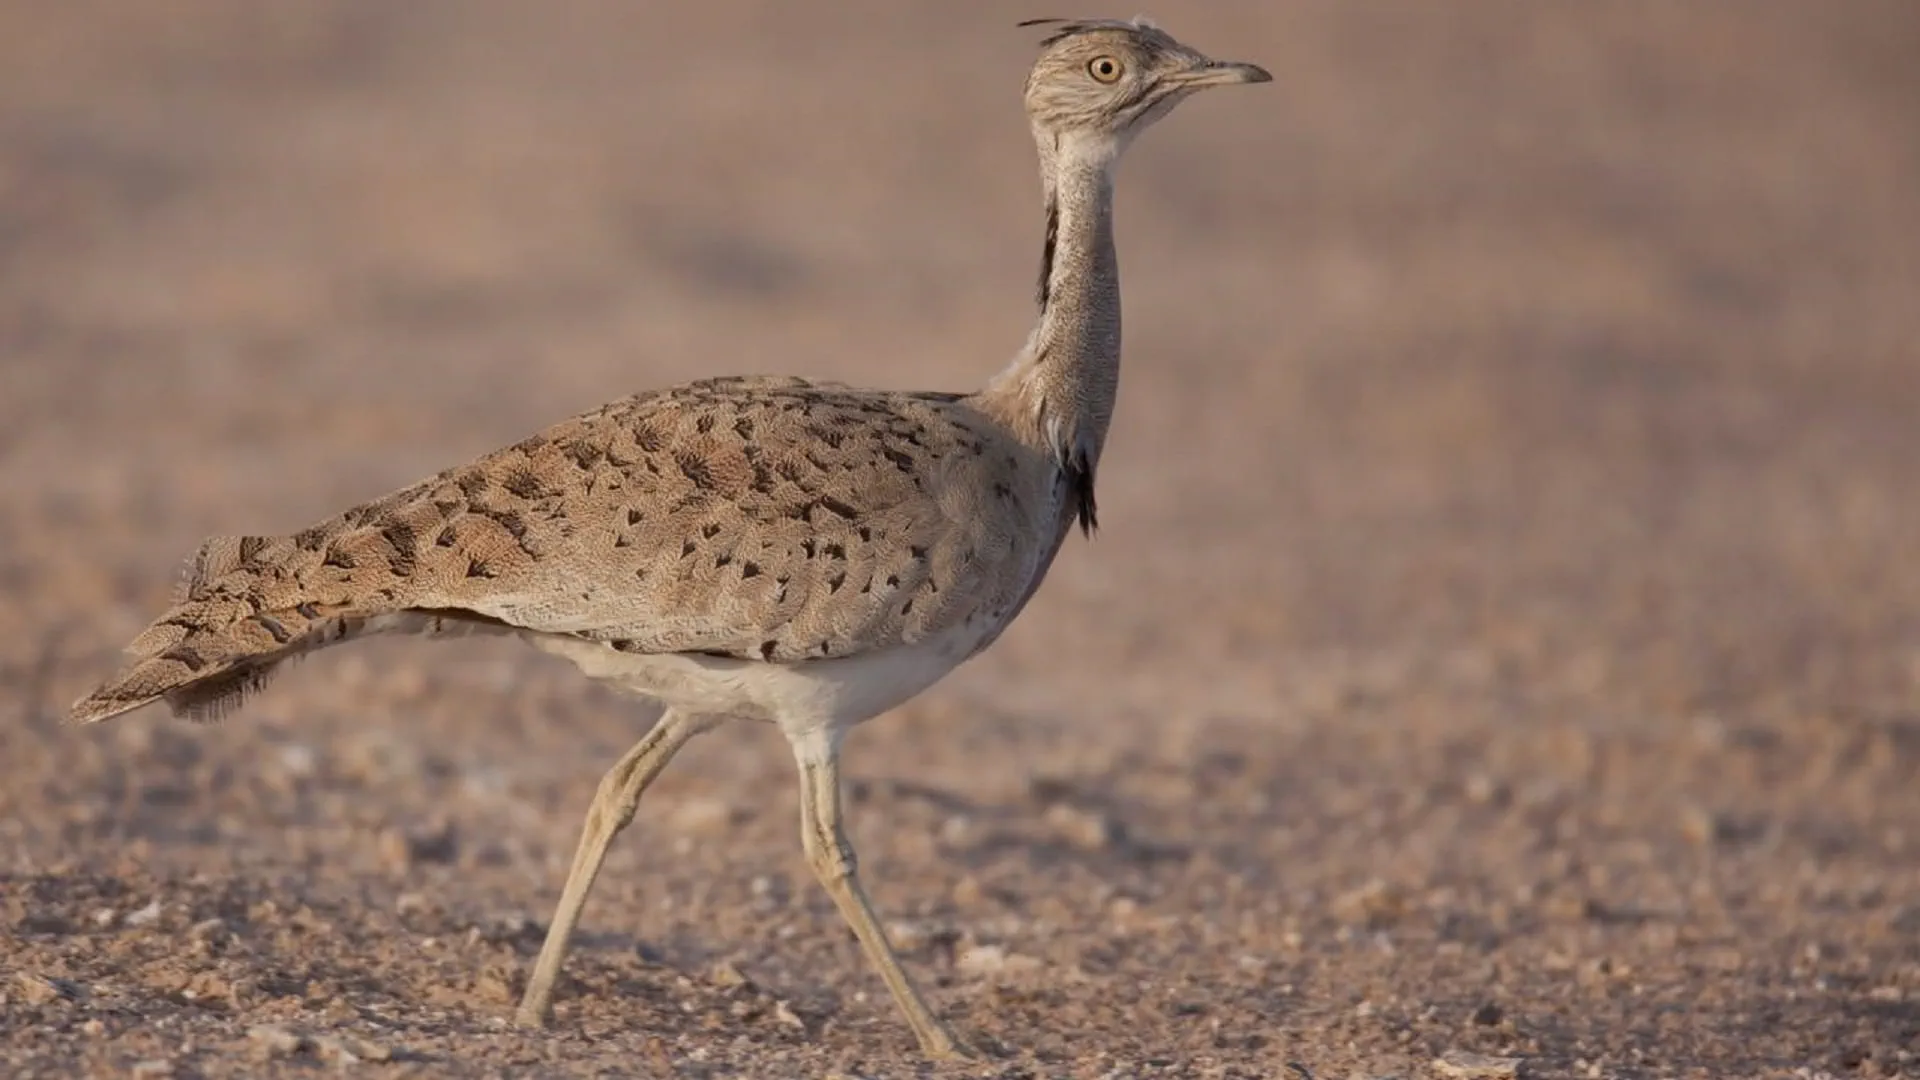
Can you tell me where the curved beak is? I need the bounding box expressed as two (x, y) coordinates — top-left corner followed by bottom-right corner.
(1172, 59), (1273, 88)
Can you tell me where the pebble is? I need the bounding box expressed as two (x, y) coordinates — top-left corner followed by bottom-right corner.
(1678, 804), (1724, 846)
(1044, 802), (1122, 851)
(951, 875), (987, 908)
(379, 822), (458, 872)
(883, 918), (947, 953)
(129, 1062), (174, 1079)
(312, 1034), (393, 1064)
(939, 814), (975, 846)
(1432, 1050), (1521, 1078)
(1463, 772), (1506, 805)
(181, 970), (240, 1007)
(275, 742), (317, 778)
(1332, 879), (1407, 927)
(247, 1024), (306, 1058)
(957, 943), (1042, 976)
(15, 972), (81, 1006)
(125, 899), (164, 927)
(708, 959), (753, 990)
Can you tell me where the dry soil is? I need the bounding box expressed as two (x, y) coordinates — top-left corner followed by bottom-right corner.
(3, 3), (1919, 1078)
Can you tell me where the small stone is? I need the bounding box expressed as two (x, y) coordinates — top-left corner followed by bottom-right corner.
(472, 962), (518, 1004)
(312, 1036), (359, 1066)
(15, 972), (81, 1006)
(311, 1034), (391, 1065)
(183, 968), (243, 1007)
(91, 908), (119, 928)
(379, 822), (458, 873)
(1463, 773), (1505, 805)
(958, 943), (1008, 973)
(125, 899), (164, 927)
(952, 875), (987, 908)
(80, 1019), (106, 1036)
(1678, 804), (1721, 846)
(774, 999), (806, 1032)
(276, 743), (317, 778)
(939, 814), (975, 846)
(1432, 1050), (1521, 1078)
(1470, 1001), (1504, 1026)
(957, 943), (1042, 976)
(708, 959), (753, 991)
(477, 911), (540, 944)
(884, 919), (949, 953)
(247, 1025), (306, 1058)
(388, 828), (426, 868)
(289, 905), (334, 936)
(1044, 802), (1122, 851)
(189, 917), (227, 940)
(130, 1061), (174, 1079)
(1542, 892), (1592, 923)
(1332, 879), (1407, 928)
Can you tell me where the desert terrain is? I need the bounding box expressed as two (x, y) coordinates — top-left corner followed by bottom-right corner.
(3, 2), (1919, 1077)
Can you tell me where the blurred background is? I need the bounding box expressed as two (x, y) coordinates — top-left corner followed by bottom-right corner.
(2, 2), (1917, 1076)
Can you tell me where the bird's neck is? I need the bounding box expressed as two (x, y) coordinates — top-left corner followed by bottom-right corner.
(981, 141), (1122, 535)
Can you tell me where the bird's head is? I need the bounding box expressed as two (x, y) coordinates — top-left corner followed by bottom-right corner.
(1021, 17), (1269, 166)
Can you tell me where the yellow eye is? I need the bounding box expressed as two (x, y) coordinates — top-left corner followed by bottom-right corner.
(1087, 56), (1123, 83)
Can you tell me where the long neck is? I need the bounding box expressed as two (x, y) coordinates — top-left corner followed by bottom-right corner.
(982, 138), (1123, 534)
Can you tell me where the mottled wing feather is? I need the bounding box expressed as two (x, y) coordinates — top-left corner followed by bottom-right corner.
(281, 376), (1053, 663)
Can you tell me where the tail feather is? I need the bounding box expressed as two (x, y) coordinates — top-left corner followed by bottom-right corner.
(70, 531), (519, 725)
(73, 646), (286, 726)
(69, 533), (350, 725)
(73, 450), (559, 725)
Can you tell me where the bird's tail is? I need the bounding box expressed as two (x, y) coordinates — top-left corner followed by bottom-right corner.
(69, 533), (382, 725)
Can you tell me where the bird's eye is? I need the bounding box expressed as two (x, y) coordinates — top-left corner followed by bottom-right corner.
(1087, 56), (1123, 83)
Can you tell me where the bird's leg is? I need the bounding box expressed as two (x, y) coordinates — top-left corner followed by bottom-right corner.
(791, 729), (971, 1059)
(516, 708), (712, 1027)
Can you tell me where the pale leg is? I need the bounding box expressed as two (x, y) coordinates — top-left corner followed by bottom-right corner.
(516, 709), (711, 1026)
(792, 729), (970, 1059)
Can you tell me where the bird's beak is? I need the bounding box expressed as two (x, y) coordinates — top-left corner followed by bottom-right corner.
(1171, 59), (1273, 88)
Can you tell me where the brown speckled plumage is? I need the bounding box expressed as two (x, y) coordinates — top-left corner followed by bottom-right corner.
(74, 376), (1062, 724)
(70, 17), (1269, 1059)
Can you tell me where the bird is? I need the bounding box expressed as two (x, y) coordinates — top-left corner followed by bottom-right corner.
(69, 16), (1269, 1059)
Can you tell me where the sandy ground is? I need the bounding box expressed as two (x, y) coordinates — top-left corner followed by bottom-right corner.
(3, 2), (1919, 1077)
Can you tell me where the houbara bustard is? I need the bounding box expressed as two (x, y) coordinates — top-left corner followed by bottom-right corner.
(71, 17), (1269, 1058)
